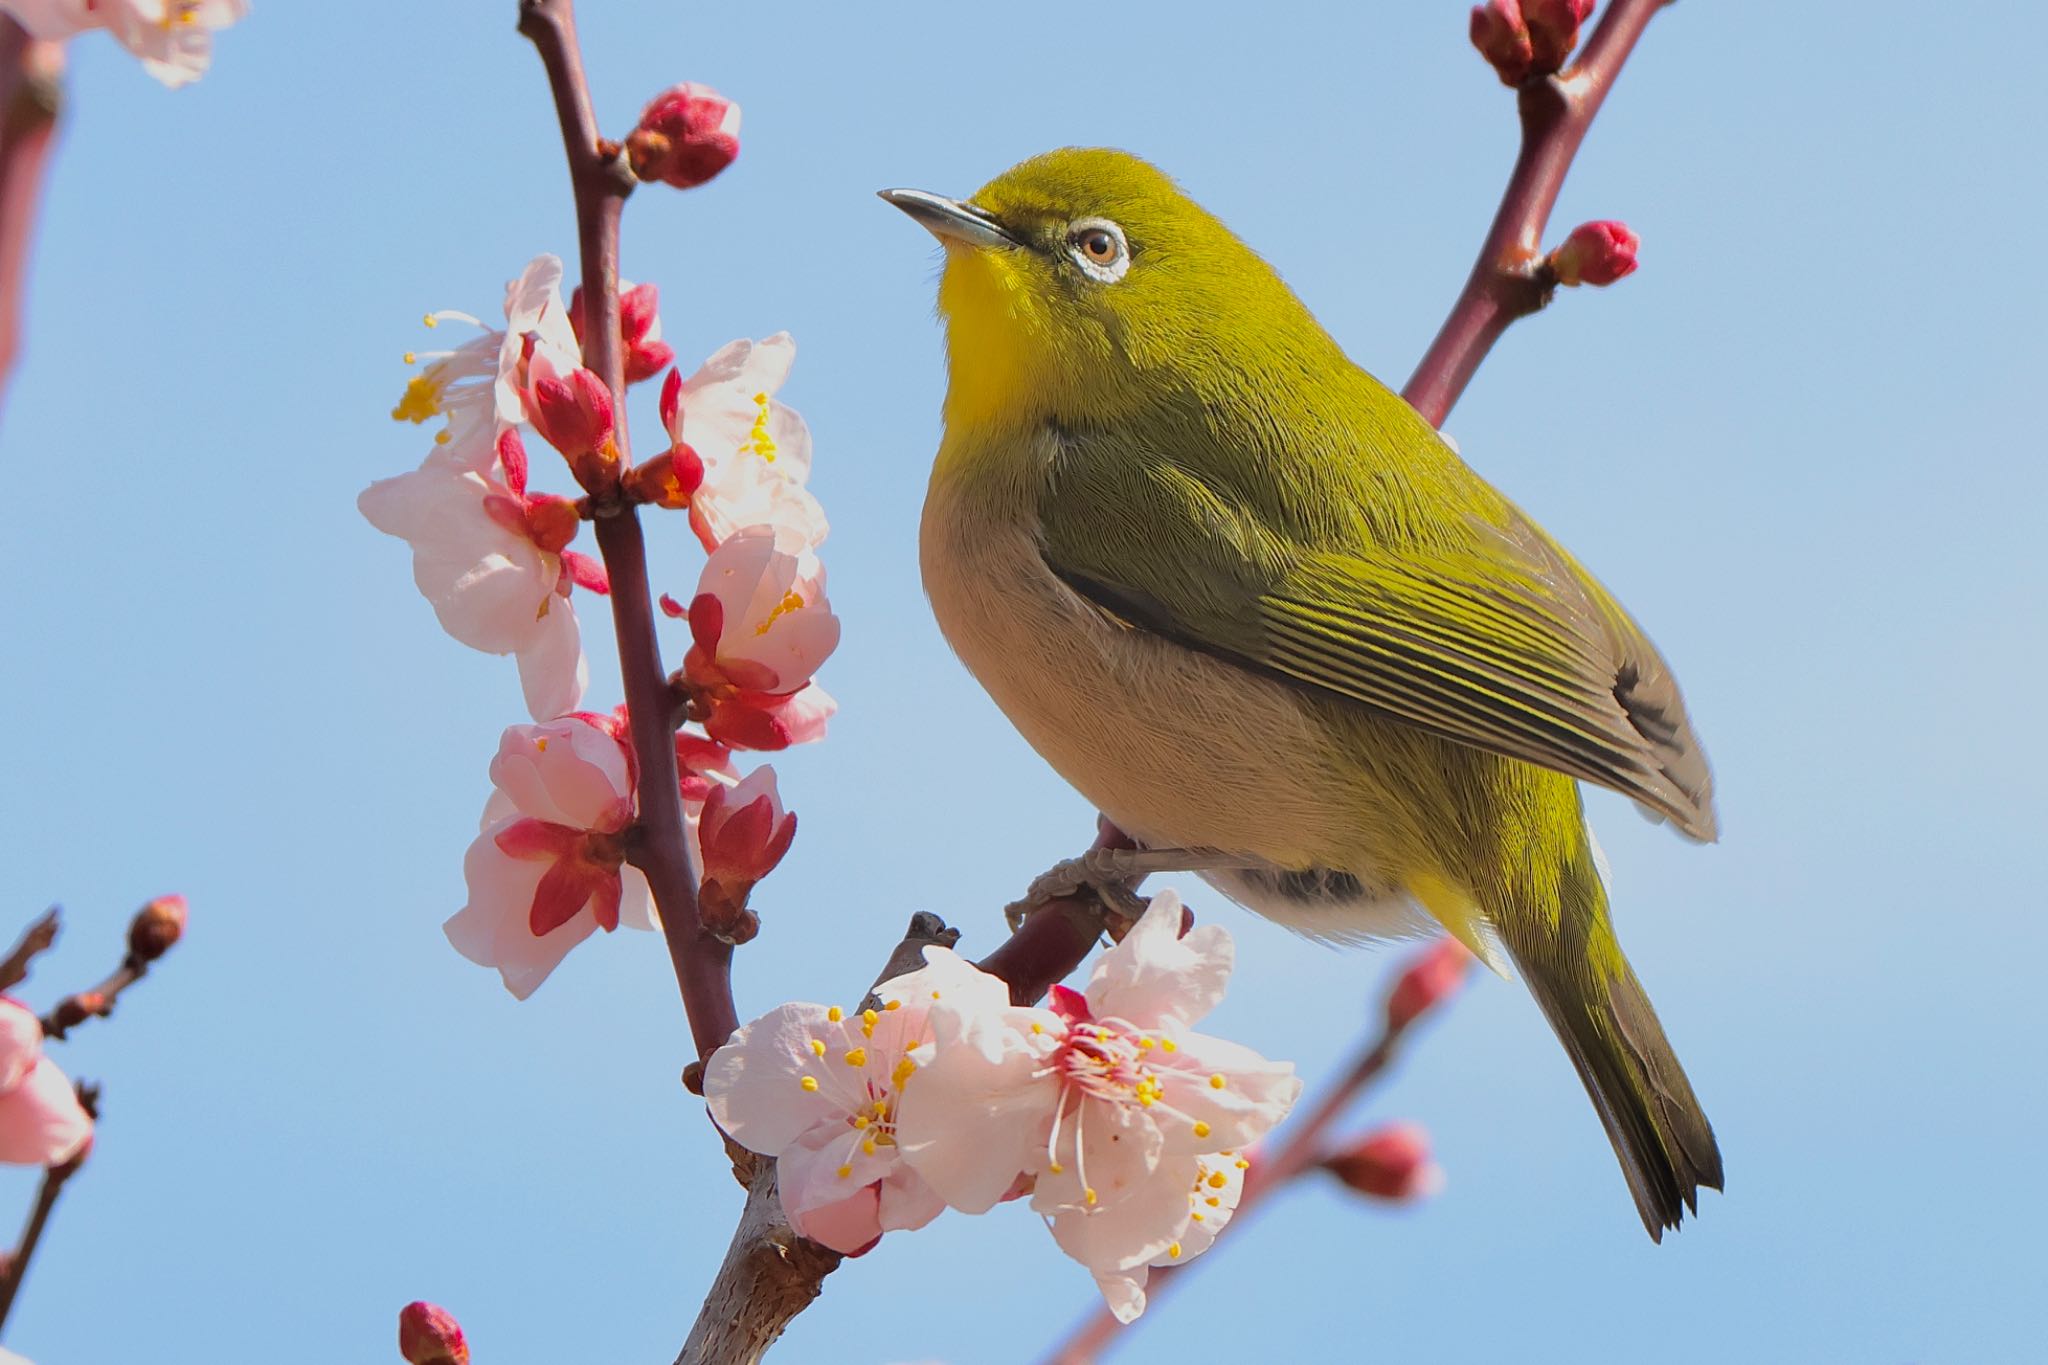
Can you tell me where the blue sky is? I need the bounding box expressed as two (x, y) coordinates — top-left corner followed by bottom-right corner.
(2, 3), (2042, 1362)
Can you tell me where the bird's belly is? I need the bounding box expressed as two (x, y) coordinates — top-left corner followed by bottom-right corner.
(920, 482), (1407, 898)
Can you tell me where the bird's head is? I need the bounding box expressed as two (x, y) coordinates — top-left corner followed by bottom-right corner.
(883, 148), (1319, 434)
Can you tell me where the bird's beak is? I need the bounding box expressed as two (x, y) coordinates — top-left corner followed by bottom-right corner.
(877, 188), (1019, 249)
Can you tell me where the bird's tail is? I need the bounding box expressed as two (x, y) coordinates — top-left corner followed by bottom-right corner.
(1494, 837), (1724, 1241)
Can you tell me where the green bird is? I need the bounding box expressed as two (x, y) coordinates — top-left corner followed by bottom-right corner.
(882, 148), (1722, 1239)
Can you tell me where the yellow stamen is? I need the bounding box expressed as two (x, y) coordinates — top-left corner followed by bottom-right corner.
(808, 1039), (826, 1057)
(1167, 1242), (1182, 1259)
(1049, 1162), (1065, 1175)
(422, 313), (438, 328)
(1137, 1037), (1154, 1050)
(1209, 1074), (1226, 1090)
(1206, 1171), (1227, 1190)
(836, 1164), (852, 1179)
(1084, 1188), (1098, 1206)
(1191, 1211), (1206, 1222)
(403, 351), (417, 365)
(884, 999), (901, 1011)
(1192, 1121), (1211, 1138)
(1205, 1196), (1221, 1208)
(827, 1006), (843, 1022)
(862, 1139), (877, 1155)
(891, 1057), (916, 1087)
(1030, 1022), (1044, 1035)
(753, 590), (806, 636)
(1160, 1039), (1178, 1052)
(843, 1048), (867, 1067)
(391, 375), (445, 424)
(853, 1115), (869, 1129)
(862, 1008), (879, 1037)
(1235, 1158), (1250, 1170)
(799, 1076), (819, 1093)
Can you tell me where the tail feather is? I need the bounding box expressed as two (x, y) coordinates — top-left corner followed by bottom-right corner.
(1518, 958), (1724, 1240)
(1494, 839), (1723, 1241)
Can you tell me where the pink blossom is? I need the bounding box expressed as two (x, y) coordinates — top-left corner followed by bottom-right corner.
(2, 0), (245, 87)
(521, 350), (616, 469)
(895, 891), (1300, 1317)
(359, 427), (604, 721)
(1091, 1151), (1249, 1324)
(698, 766), (797, 911)
(0, 999), (92, 1166)
(703, 953), (1012, 1254)
(625, 83), (741, 190)
(1324, 1122), (1446, 1202)
(661, 336), (827, 552)
(391, 255), (583, 454)
(444, 715), (655, 999)
(682, 526), (838, 695)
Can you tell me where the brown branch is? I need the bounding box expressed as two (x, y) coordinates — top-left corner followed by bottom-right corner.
(39, 957), (143, 1041)
(0, 907), (57, 994)
(0, 1081), (98, 1333)
(1043, 1006), (1418, 1364)
(1401, 0), (1667, 427)
(518, 0), (737, 1063)
(0, 18), (61, 419)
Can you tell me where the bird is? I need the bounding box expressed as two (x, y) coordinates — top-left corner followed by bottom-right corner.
(881, 147), (1722, 1240)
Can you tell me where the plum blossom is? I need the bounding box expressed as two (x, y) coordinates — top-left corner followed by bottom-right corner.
(0, 998), (92, 1166)
(678, 524), (839, 750)
(359, 426), (604, 721)
(0, 0), (245, 88)
(1091, 1151), (1249, 1324)
(662, 335), (827, 552)
(391, 254), (582, 455)
(895, 890), (1300, 1319)
(696, 766), (796, 942)
(703, 952), (1011, 1254)
(444, 714), (654, 999)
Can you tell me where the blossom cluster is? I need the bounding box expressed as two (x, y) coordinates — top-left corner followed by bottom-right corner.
(360, 163), (836, 996)
(0, 0), (245, 87)
(705, 892), (1303, 1322)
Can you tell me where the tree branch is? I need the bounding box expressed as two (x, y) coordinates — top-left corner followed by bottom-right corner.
(0, 907), (57, 994)
(0, 18), (61, 418)
(519, 0), (737, 1063)
(0, 1081), (98, 1334)
(1401, 0), (1667, 427)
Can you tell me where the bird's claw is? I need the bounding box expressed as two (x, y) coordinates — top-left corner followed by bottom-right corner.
(1003, 851), (1151, 933)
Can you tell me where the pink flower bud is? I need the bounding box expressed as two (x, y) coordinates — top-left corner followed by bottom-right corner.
(1525, 0), (1594, 73)
(127, 894), (187, 964)
(523, 351), (616, 467)
(1324, 1122), (1444, 1202)
(398, 1301), (470, 1365)
(1384, 937), (1473, 1033)
(626, 83), (740, 190)
(697, 767), (797, 920)
(568, 282), (675, 386)
(1548, 219), (1640, 286)
(1470, 0), (1535, 85)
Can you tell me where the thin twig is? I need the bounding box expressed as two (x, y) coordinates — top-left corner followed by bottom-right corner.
(0, 1081), (98, 1334)
(518, 0), (736, 1063)
(0, 908), (57, 994)
(0, 17), (60, 417)
(1402, 0), (1667, 427)
(38, 956), (145, 1041)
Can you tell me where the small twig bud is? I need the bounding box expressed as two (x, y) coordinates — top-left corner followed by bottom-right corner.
(1322, 1122), (1445, 1202)
(126, 894), (187, 965)
(1547, 219), (1640, 285)
(1470, 0), (1593, 86)
(398, 1301), (470, 1365)
(624, 83), (740, 190)
(1384, 937), (1474, 1034)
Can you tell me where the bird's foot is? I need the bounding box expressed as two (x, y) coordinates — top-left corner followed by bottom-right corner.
(1001, 846), (1248, 932)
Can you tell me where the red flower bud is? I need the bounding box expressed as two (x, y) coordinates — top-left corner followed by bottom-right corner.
(568, 282), (674, 386)
(1548, 219), (1639, 286)
(127, 893), (187, 964)
(626, 83), (740, 190)
(523, 352), (617, 476)
(1324, 1122), (1444, 1202)
(398, 1301), (470, 1365)
(1471, 0), (1591, 85)
(1384, 937), (1473, 1033)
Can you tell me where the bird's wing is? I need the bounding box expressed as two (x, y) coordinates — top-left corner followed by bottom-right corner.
(1039, 433), (1717, 841)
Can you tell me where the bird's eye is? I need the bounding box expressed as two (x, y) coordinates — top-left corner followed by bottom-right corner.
(1065, 218), (1130, 282)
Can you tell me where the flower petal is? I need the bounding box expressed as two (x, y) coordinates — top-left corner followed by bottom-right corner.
(1085, 890), (1233, 1031)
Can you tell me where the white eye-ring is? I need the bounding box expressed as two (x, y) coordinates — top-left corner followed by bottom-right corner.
(1065, 218), (1130, 283)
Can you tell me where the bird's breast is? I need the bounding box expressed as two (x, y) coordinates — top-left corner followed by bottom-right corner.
(919, 445), (1371, 873)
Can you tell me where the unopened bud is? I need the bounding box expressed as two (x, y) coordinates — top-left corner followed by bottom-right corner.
(398, 1301), (469, 1365)
(699, 770), (797, 893)
(1384, 937), (1473, 1033)
(1470, 0), (1591, 85)
(1548, 219), (1639, 286)
(568, 283), (675, 386)
(626, 83), (740, 190)
(524, 352), (618, 476)
(1324, 1122), (1445, 1202)
(622, 444), (704, 510)
(127, 893), (187, 963)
